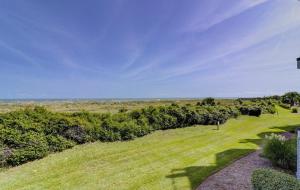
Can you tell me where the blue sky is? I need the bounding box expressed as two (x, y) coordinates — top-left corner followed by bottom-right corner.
(1, 0), (300, 98)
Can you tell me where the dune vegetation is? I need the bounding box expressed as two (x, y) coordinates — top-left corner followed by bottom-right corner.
(0, 99), (274, 167)
(0, 106), (299, 190)
(0, 99), (236, 113)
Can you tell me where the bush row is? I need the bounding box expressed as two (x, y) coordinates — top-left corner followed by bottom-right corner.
(279, 103), (291, 109)
(238, 101), (276, 116)
(0, 101), (275, 167)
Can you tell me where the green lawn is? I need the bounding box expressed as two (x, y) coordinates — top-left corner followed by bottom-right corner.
(0, 107), (299, 190)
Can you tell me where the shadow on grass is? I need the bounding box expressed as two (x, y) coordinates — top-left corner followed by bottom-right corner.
(166, 124), (300, 190)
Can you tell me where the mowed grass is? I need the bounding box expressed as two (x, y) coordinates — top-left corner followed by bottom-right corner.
(0, 107), (299, 190)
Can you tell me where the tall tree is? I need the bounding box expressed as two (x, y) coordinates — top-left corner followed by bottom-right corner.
(281, 92), (300, 106)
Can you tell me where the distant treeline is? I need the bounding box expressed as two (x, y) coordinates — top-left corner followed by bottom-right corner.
(0, 98), (275, 167)
(239, 92), (300, 109)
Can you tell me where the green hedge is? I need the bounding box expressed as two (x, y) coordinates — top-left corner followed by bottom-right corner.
(252, 169), (300, 190)
(279, 103), (291, 109)
(238, 100), (276, 116)
(0, 101), (275, 167)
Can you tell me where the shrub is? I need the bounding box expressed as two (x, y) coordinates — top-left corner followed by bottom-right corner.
(252, 169), (300, 190)
(239, 106), (250, 115)
(98, 119), (122, 141)
(248, 107), (262, 117)
(239, 106), (262, 117)
(0, 127), (23, 148)
(201, 97), (216, 106)
(235, 99), (243, 105)
(238, 100), (275, 116)
(260, 102), (276, 114)
(118, 108), (128, 113)
(0, 100), (275, 168)
(63, 125), (87, 144)
(0, 145), (12, 167)
(118, 121), (140, 140)
(165, 105), (186, 127)
(292, 107), (298, 113)
(46, 135), (75, 152)
(279, 103), (291, 109)
(45, 116), (89, 143)
(263, 134), (296, 171)
(281, 92), (300, 107)
(6, 131), (49, 166)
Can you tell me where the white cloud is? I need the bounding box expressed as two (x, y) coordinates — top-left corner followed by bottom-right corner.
(158, 0), (300, 80)
(180, 0), (269, 33)
(0, 40), (41, 67)
(121, 0), (272, 80)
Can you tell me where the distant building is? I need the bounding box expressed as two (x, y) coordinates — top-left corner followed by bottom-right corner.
(298, 57), (300, 69)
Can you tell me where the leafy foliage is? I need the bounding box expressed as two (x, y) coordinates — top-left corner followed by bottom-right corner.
(46, 135), (75, 152)
(263, 133), (296, 171)
(279, 103), (291, 109)
(0, 100), (275, 167)
(252, 169), (300, 190)
(281, 92), (300, 107)
(292, 107), (298, 113)
(200, 97), (216, 106)
(5, 131), (49, 166)
(238, 100), (275, 117)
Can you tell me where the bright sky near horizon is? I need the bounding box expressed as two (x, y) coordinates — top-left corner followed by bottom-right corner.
(1, 0), (300, 98)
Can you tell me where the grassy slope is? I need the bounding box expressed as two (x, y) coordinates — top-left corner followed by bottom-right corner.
(0, 107), (299, 190)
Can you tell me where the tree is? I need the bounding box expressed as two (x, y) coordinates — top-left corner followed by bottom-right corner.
(281, 92), (300, 106)
(201, 97), (216, 106)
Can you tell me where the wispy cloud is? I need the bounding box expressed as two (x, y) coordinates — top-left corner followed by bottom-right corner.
(0, 7), (99, 72)
(179, 0), (269, 33)
(121, 0), (271, 80)
(1, 0), (300, 98)
(59, 55), (104, 74)
(0, 40), (41, 67)
(154, 0), (300, 80)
